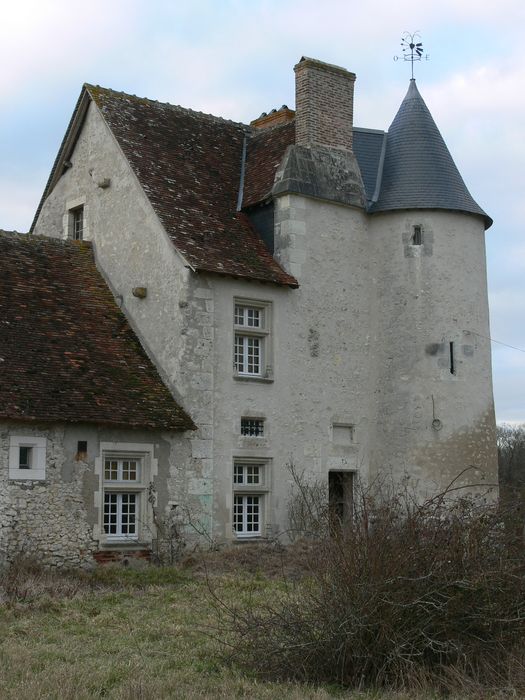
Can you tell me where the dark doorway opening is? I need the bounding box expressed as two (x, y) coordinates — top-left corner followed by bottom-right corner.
(329, 471), (354, 533)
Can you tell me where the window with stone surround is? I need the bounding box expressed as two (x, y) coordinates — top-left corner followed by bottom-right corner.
(103, 456), (143, 541)
(96, 442), (158, 546)
(8, 435), (46, 480)
(233, 460), (269, 538)
(233, 300), (272, 379)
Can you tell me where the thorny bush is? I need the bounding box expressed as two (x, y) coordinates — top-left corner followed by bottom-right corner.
(216, 475), (525, 693)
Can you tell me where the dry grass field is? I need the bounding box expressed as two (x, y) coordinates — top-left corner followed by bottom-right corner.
(0, 544), (522, 700)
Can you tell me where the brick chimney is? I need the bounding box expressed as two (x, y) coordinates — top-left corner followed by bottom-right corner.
(294, 57), (356, 151)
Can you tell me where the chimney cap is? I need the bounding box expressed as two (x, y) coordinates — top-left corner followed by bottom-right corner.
(295, 56), (356, 80)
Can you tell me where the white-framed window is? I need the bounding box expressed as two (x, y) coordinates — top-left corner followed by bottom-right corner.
(233, 460), (269, 538)
(71, 206), (84, 240)
(233, 300), (272, 378)
(240, 417), (265, 437)
(95, 442), (158, 545)
(103, 455), (143, 542)
(9, 435), (47, 480)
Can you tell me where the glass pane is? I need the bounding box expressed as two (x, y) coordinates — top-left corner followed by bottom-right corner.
(105, 459), (118, 481)
(234, 335), (244, 372)
(233, 496), (243, 532)
(247, 337), (260, 374)
(241, 419), (264, 436)
(234, 305), (244, 325)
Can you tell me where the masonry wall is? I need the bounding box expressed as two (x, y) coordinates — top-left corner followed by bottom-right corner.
(0, 421), (190, 568)
(31, 100), (497, 546)
(369, 210), (498, 497)
(208, 194), (373, 539)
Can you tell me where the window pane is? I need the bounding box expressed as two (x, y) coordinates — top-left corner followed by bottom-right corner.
(72, 207), (84, 240)
(19, 446), (32, 469)
(247, 337), (260, 374)
(246, 465), (260, 484)
(246, 308), (261, 327)
(234, 305), (244, 325)
(105, 459), (118, 480)
(233, 494), (261, 535)
(246, 496), (260, 532)
(233, 464), (243, 484)
(241, 418), (264, 436)
(233, 495), (243, 532)
(104, 493), (118, 534)
(234, 335), (245, 373)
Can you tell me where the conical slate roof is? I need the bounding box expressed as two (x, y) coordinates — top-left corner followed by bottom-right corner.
(371, 80), (491, 228)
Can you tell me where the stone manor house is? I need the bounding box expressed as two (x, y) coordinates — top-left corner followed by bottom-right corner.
(0, 57), (498, 567)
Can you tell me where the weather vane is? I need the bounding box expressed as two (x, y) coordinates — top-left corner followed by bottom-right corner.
(394, 31), (430, 79)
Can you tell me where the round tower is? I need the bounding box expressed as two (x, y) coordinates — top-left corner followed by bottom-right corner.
(368, 80), (497, 498)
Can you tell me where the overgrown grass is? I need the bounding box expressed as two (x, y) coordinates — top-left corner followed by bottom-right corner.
(2, 522), (524, 700)
(0, 557), (385, 700)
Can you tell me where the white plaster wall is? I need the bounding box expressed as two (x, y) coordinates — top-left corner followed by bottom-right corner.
(369, 211), (497, 497)
(210, 194), (373, 539)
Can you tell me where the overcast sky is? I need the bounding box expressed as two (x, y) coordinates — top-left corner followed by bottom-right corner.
(1, 0), (523, 423)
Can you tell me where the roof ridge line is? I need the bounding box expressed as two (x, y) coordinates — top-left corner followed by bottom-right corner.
(85, 84), (250, 131)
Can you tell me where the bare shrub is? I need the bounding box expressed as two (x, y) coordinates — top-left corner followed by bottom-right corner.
(286, 461), (329, 539)
(217, 477), (525, 693)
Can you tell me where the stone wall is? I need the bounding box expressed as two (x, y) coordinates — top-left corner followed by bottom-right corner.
(0, 422), (192, 568)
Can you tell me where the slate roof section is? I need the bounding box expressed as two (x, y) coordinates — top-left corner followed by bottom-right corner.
(371, 80), (491, 228)
(86, 86), (297, 287)
(352, 128), (386, 203)
(0, 233), (195, 430)
(243, 122), (295, 209)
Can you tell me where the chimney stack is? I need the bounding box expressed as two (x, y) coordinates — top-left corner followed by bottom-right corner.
(294, 57), (356, 151)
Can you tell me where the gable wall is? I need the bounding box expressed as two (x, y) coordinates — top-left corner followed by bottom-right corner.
(32, 102), (214, 535)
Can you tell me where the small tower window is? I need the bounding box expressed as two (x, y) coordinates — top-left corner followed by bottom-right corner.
(412, 225), (422, 246)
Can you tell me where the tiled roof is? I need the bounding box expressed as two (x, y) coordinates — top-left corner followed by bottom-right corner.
(86, 86), (297, 288)
(371, 80), (491, 228)
(0, 233), (194, 431)
(243, 122), (295, 209)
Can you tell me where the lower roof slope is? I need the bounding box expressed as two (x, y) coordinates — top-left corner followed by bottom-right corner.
(0, 233), (194, 430)
(371, 80), (491, 228)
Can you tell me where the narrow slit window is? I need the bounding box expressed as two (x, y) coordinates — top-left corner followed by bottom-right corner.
(412, 225), (422, 246)
(449, 342), (455, 375)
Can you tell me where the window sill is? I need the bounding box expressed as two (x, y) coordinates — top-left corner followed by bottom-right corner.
(234, 375), (274, 384)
